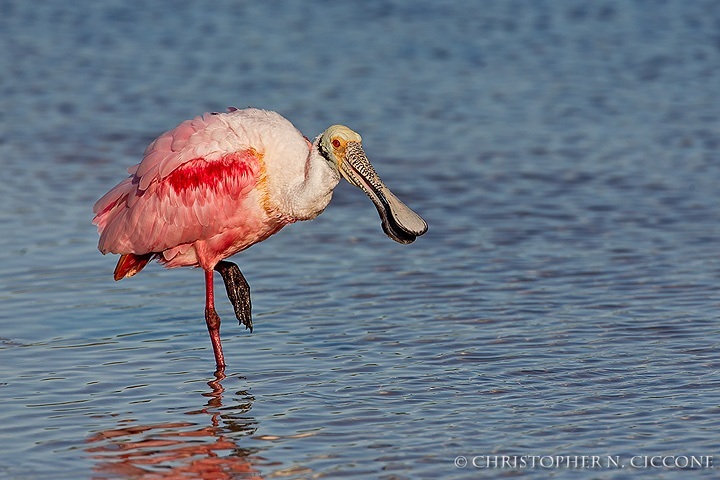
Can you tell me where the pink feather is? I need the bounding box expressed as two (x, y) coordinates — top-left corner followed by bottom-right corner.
(92, 110), (290, 271)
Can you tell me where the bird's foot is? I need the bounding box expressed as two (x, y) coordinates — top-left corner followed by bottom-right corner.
(215, 260), (253, 332)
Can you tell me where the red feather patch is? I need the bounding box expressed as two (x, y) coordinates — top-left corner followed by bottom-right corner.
(164, 151), (261, 194)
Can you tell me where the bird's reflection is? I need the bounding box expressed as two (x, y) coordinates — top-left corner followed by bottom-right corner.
(86, 371), (263, 479)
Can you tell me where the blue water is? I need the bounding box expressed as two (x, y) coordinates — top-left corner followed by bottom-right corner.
(2, 1), (720, 478)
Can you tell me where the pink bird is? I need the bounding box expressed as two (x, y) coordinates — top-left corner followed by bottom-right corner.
(93, 108), (427, 370)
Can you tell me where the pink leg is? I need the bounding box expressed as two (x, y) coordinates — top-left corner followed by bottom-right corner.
(204, 269), (226, 370)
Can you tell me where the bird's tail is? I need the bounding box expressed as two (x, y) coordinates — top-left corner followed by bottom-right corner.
(114, 253), (153, 281)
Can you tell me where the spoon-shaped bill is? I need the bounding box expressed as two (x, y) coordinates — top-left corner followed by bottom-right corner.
(340, 142), (428, 244)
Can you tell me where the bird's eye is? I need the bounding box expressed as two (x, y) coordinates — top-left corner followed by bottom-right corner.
(332, 139), (341, 149)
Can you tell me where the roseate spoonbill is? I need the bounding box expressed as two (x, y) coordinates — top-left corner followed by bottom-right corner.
(93, 108), (427, 370)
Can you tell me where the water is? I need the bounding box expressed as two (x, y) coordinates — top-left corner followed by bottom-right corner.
(1, 1), (720, 478)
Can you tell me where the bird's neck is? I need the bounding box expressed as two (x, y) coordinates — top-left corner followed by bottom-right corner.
(285, 150), (340, 221)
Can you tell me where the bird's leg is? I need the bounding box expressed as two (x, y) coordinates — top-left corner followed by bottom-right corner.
(204, 269), (226, 371)
(214, 260), (253, 332)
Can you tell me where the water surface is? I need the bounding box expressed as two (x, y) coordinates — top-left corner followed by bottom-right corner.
(1, 1), (720, 478)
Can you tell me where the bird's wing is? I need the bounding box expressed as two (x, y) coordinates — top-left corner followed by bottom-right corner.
(131, 113), (244, 189)
(93, 113), (263, 255)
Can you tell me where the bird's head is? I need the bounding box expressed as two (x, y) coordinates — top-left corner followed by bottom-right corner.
(317, 125), (428, 244)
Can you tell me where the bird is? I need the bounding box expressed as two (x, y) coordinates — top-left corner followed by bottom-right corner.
(93, 107), (428, 371)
